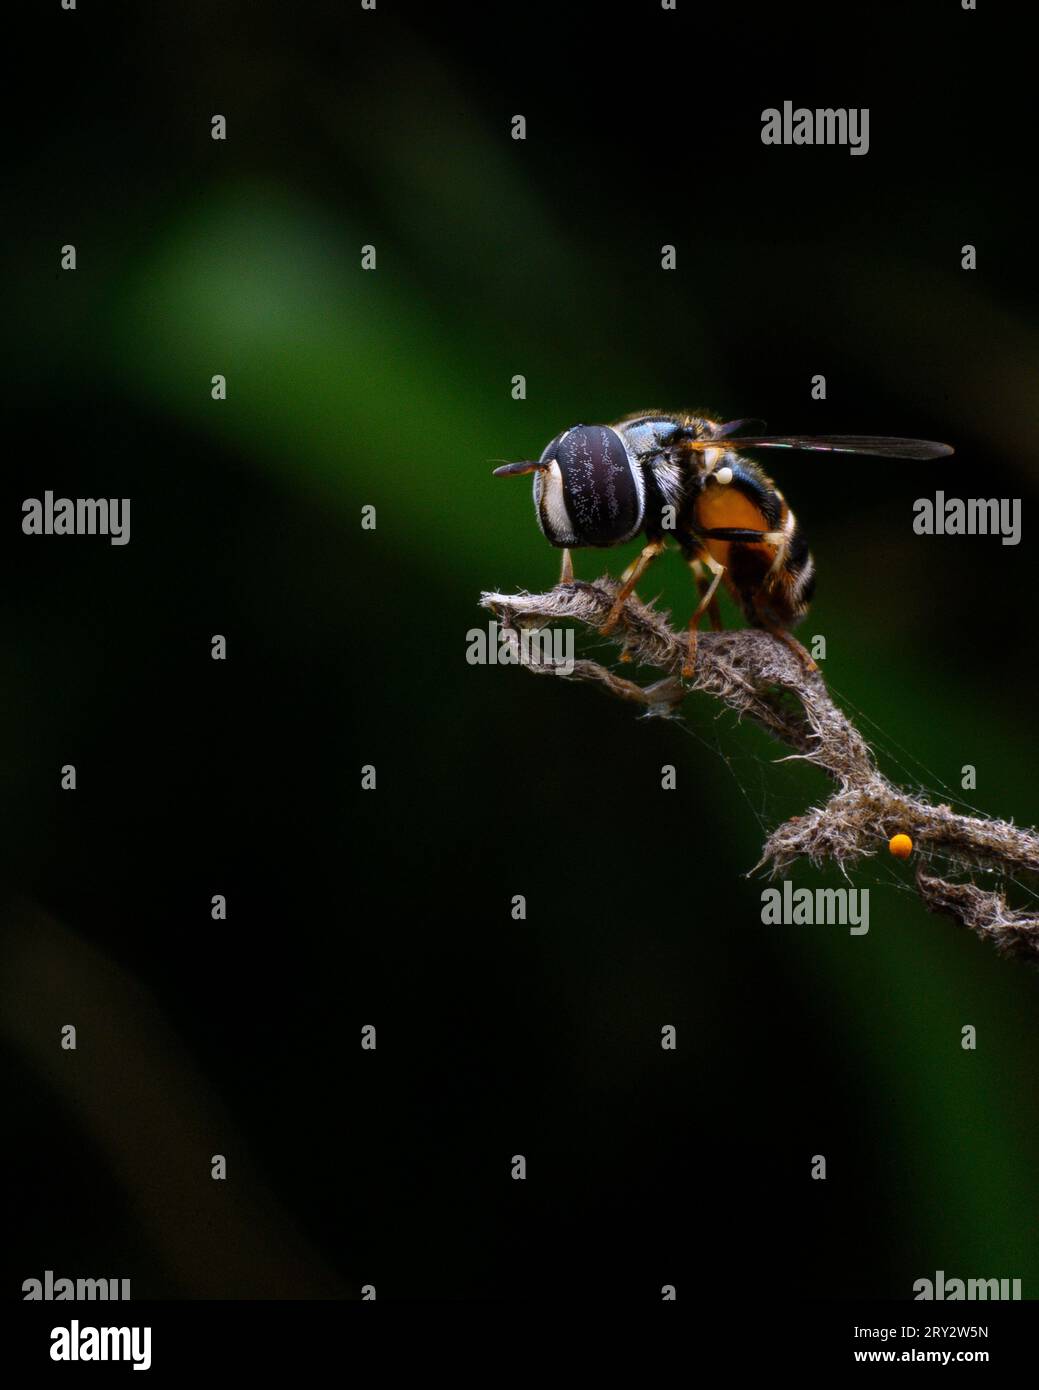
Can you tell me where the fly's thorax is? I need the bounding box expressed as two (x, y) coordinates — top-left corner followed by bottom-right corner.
(618, 416), (737, 538)
(618, 423), (697, 536)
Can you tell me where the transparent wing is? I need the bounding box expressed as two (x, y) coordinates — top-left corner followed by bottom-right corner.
(684, 434), (953, 460)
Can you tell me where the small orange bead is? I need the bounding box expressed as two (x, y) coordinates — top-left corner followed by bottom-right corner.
(889, 833), (913, 860)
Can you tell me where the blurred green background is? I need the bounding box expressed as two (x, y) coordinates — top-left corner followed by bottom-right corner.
(3, 0), (1037, 1298)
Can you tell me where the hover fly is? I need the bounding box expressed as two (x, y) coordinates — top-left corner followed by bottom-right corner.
(493, 411), (953, 674)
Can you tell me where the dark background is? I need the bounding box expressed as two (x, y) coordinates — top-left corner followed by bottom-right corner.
(3, 0), (1037, 1300)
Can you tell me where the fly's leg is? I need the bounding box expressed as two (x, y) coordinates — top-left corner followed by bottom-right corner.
(763, 624), (819, 673)
(689, 557), (724, 631)
(682, 553), (726, 678)
(600, 540), (666, 635)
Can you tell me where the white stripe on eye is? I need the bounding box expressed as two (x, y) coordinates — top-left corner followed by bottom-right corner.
(535, 459), (577, 545)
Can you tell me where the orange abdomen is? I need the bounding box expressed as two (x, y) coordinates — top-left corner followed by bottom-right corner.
(694, 482), (776, 570)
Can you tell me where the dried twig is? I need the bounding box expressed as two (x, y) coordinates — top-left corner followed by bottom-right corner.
(481, 578), (1039, 962)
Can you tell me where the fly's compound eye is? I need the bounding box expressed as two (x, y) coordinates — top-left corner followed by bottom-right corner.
(534, 424), (644, 547)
